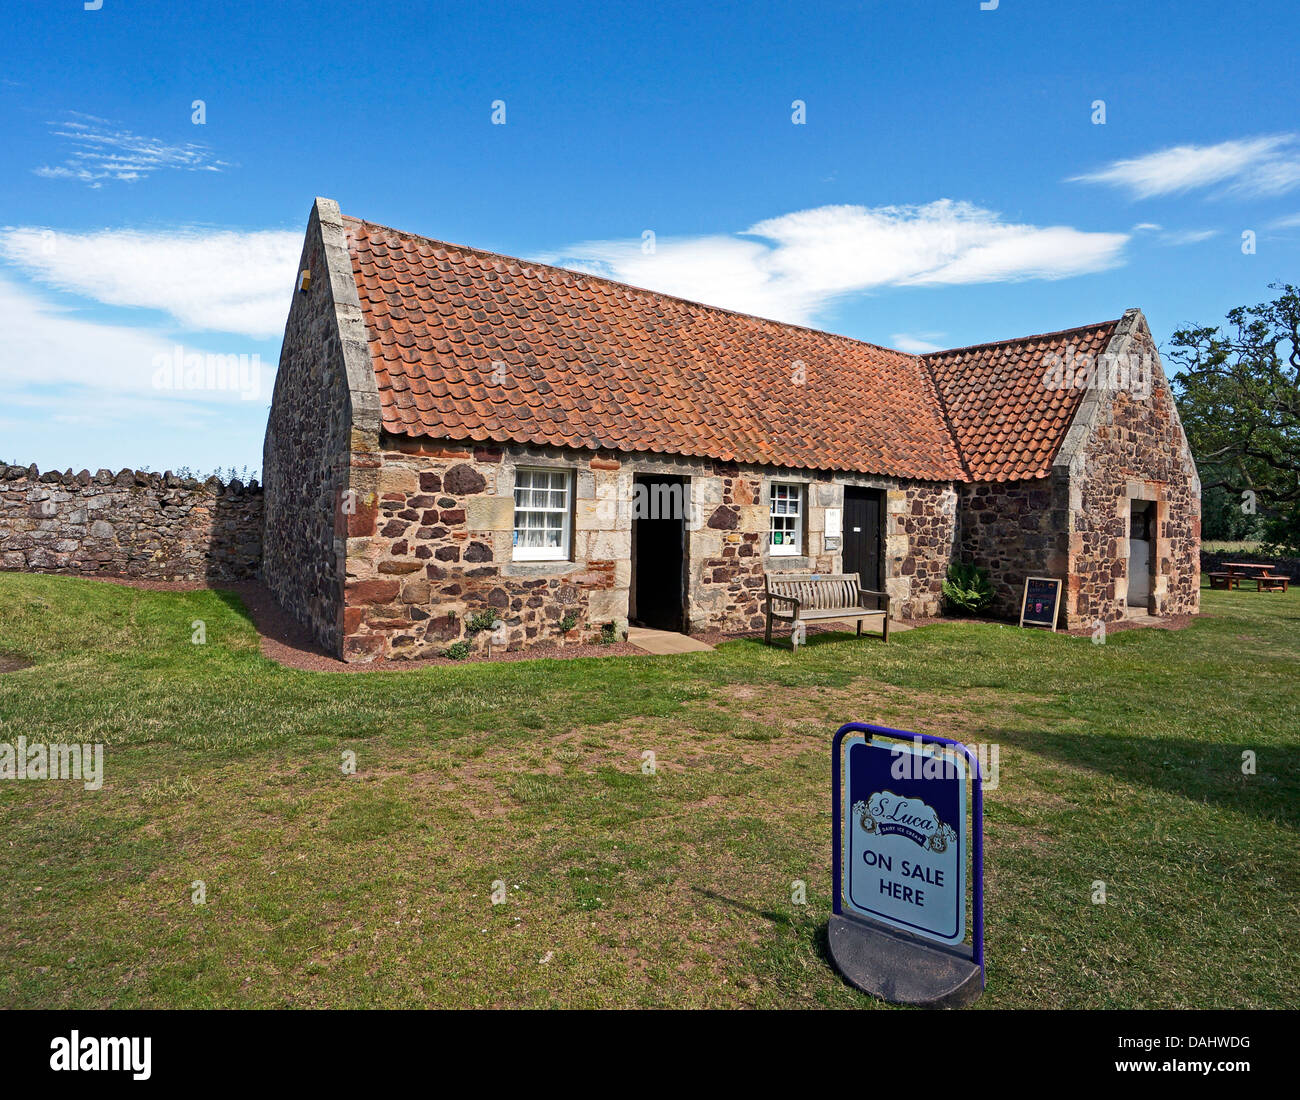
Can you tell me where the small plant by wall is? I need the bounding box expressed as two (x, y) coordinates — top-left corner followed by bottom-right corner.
(464, 610), (499, 635)
(942, 561), (994, 615)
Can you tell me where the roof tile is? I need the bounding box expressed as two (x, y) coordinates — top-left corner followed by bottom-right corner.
(342, 214), (1119, 484)
(922, 320), (1120, 481)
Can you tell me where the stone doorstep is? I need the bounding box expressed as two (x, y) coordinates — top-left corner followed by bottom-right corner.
(626, 627), (715, 655)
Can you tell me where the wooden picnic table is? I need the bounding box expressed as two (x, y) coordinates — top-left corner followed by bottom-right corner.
(1210, 562), (1291, 592)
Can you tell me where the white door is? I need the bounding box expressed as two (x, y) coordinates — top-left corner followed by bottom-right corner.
(1128, 537), (1151, 605)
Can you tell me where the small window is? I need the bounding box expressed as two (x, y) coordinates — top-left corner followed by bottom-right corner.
(513, 467), (573, 561)
(769, 482), (803, 556)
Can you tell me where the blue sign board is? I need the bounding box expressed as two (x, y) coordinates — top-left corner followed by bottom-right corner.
(843, 737), (966, 944)
(830, 722), (986, 1005)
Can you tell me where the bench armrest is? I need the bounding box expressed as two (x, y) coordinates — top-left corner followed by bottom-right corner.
(766, 593), (800, 612)
(858, 589), (890, 613)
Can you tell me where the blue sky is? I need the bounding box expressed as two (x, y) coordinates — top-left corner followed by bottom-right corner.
(2, 0), (1298, 477)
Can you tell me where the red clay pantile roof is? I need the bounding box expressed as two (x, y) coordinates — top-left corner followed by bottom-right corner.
(342, 212), (1121, 484)
(344, 216), (964, 481)
(922, 320), (1120, 481)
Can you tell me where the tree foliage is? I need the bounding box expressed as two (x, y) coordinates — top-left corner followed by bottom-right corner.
(1169, 283), (1300, 554)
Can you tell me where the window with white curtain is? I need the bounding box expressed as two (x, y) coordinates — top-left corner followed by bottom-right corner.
(512, 467), (573, 561)
(769, 482), (803, 556)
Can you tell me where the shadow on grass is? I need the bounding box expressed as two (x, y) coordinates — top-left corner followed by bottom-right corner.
(690, 886), (792, 926)
(743, 628), (890, 654)
(992, 726), (1299, 829)
(211, 587), (254, 624)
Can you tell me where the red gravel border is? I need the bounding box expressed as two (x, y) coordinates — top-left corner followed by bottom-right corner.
(8, 572), (1200, 671)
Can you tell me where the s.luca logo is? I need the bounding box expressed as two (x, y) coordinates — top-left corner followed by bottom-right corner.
(854, 792), (958, 853)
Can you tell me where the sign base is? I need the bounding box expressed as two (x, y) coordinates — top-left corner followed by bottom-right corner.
(828, 913), (983, 1009)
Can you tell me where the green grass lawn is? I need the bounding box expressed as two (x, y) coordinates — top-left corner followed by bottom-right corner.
(0, 573), (1297, 1009)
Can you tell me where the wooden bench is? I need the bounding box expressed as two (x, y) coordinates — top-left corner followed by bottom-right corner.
(763, 572), (890, 649)
(1208, 572), (1237, 590)
(1256, 574), (1290, 592)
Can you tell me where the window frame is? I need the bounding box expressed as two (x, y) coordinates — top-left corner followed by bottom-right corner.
(768, 481), (804, 557)
(512, 466), (574, 562)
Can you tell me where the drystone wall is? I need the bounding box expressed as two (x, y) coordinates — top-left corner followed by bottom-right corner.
(0, 464), (262, 580)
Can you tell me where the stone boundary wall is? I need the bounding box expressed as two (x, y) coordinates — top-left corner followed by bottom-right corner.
(0, 463), (262, 580)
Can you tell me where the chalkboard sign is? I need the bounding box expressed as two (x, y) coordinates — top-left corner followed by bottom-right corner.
(1019, 576), (1062, 631)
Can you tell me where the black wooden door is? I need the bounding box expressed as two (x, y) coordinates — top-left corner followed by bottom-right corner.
(843, 488), (883, 594)
(632, 476), (686, 631)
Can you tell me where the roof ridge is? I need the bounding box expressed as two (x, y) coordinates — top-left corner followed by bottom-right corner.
(341, 213), (920, 362)
(337, 206), (1132, 485)
(922, 318), (1123, 360)
(342, 214), (1123, 369)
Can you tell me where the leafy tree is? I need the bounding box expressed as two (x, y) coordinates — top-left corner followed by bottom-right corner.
(1169, 283), (1300, 554)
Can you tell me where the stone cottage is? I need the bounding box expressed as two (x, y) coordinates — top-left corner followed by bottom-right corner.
(261, 198), (1200, 662)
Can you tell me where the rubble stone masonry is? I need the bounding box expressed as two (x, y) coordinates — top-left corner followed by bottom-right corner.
(958, 475), (1072, 620)
(1058, 316), (1200, 627)
(336, 436), (958, 661)
(954, 314), (1199, 628)
(262, 198), (378, 656)
(0, 464), (261, 580)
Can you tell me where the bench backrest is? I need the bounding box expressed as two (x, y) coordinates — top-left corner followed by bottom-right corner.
(766, 572), (863, 610)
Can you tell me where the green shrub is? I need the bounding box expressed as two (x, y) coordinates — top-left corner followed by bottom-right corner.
(445, 641), (471, 660)
(599, 621), (619, 646)
(464, 611), (498, 635)
(942, 561), (994, 614)
(558, 611), (579, 635)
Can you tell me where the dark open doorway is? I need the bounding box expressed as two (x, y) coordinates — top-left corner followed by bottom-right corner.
(630, 474), (688, 632)
(1127, 499), (1155, 611)
(843, 487), (884, 594)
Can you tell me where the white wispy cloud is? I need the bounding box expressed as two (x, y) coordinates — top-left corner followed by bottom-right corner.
(541, 201), (1128, 326)
(890, 332), (947, 354)
(1159, 228), (1219, 246)
(1268, 212), (1300, 229)
(0, 226), (300, 338)
(1131, 223), (1219, 246)
(34, 112), (230, 186)
(1071, 135), (1300, 199)
(0, 275), (268, 428)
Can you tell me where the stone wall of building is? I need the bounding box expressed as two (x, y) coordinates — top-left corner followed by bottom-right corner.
(883, 480), (961, 619)
(958, 474), (1072, 620)
(1060, 315), (1201, 626)
(0, 464), (261, 580)
(337, 435), (959, 661)
(953, 315), (1201, 629)
(341, 438), (629, 661)
(261, 199), (369, 655)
